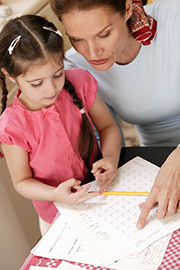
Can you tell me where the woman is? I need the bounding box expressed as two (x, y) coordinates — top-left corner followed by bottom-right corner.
(50, 0), (180, 229)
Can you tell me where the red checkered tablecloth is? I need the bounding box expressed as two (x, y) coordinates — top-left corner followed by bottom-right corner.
(20, 229), (180, 270)
(157, 229), (180, 270)
(20, 256), (113, 270)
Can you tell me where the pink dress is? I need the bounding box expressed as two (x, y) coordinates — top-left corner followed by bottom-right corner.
(0, 69), (99, 223)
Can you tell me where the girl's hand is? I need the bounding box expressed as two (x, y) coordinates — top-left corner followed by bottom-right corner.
(52, 178), (100, 204)
(91, 156), (117, 193)
(137, 148), (180, 230)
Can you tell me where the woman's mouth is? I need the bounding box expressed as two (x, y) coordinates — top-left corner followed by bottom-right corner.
(89, 58), (109, 65)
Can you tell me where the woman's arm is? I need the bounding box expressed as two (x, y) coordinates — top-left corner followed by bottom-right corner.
(137, 147), (180, 229)
(2, 143), (99, 203)
(89, 93), (122, 192)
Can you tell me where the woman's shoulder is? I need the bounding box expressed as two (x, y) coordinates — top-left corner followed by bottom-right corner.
(145, 0), (180, 39)
(145, 0), (180, 18)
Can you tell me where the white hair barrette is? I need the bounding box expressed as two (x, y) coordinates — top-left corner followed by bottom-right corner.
(80, 107), (85, 114)
(43, 26), (62, 37)
(8, 35), (21, 55)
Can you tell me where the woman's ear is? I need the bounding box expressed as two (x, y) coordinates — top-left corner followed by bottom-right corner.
(125, 0), (133, 21)
(1, 68), (16, 83)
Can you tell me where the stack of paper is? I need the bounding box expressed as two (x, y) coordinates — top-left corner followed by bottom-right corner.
(31, 157), (180, 269)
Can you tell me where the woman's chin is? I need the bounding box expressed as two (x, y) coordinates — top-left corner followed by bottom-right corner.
(89, 61), (114, 71)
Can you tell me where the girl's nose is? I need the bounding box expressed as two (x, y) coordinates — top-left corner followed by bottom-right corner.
(47, 80), (57, 96)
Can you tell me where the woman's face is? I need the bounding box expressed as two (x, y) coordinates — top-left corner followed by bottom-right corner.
(61, 4), (132, 71)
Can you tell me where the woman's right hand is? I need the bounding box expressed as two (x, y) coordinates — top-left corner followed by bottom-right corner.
(136, 147), (180, 230)
(51, 178), (100, 204)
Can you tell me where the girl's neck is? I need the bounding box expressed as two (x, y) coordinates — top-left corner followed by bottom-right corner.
(18, 91), (47, 111)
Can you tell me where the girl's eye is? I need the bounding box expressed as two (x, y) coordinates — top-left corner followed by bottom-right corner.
(54, 71), (63, 78)
(31, 81), (43, 88)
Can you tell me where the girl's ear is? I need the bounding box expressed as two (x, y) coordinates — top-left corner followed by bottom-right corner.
(1, 68), (16, 83)
(125, 0), (133, 22)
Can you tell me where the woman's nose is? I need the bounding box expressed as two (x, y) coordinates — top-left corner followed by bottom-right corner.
(86, 41), (103, 59)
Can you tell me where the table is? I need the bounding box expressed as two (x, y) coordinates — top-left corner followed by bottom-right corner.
(20, 147), (180, 270)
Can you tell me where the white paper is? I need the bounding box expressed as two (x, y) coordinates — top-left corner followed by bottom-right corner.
(31, 215), (102, 266)
(32, 157), (179, 268)
(58, 261), (87, 269)
(32, 211), (130, 266)
(60, 209), (131, 264)
(109, 233), (172, 270)
(56, 157), (180, 252)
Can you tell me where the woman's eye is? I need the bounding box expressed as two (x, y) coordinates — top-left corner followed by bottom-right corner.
(70, 38), (82, 43)
(99, 32), (110, 38)
(31, 81), (43, 88)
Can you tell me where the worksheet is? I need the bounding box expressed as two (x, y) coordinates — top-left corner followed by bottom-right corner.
(109, 233), (172, 269)
(31, 215), (102, 266)
(32, 157), (180, 268)
(56, 157), (180, 252)
(31, 211), (130, 266)
(31, 213), (172, 269)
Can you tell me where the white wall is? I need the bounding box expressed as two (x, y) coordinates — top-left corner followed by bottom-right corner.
(0, 146), (41, 270)
(37, 3), (71, 51)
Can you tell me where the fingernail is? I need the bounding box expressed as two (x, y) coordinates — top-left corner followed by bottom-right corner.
(137, 223), (142, 230)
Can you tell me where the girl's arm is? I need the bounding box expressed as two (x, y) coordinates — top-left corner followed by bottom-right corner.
(89, 93), (122, 192)
(2, 143), (99, 203)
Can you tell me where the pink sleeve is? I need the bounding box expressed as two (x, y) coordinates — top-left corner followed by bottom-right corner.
(79, 69), (98, 111)
(65, 69), (98, 111)
(0, 109), (31, 152)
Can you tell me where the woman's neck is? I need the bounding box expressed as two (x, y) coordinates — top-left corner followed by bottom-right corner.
(116, 33), (141, 65)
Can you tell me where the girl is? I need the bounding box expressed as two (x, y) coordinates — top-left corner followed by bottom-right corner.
(0, 15), (121, 233)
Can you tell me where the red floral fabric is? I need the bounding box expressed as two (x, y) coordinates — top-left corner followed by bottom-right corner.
(129, 0), (157, 45)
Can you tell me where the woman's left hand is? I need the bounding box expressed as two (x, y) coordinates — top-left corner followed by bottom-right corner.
(91, 156), (118, 193)
(137, 147), (180, 230)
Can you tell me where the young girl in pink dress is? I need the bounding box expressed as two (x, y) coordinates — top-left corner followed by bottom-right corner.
(0, 15), (121, 233)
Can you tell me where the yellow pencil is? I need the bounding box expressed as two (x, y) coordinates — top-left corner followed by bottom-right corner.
(93, 191), (150, 196)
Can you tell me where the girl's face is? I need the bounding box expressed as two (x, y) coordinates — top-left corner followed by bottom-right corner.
(61, 2), (133, 71)
(14, 58), (65, 111)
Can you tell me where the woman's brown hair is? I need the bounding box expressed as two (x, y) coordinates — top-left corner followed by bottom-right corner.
(50, 0), (147, 21)
(50, 0), (127, 19)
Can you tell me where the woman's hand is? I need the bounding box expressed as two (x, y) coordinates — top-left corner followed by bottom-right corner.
(137, 148), (180, 230)
(91, 156), (117, 193)
(52, 178), (100, 204)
